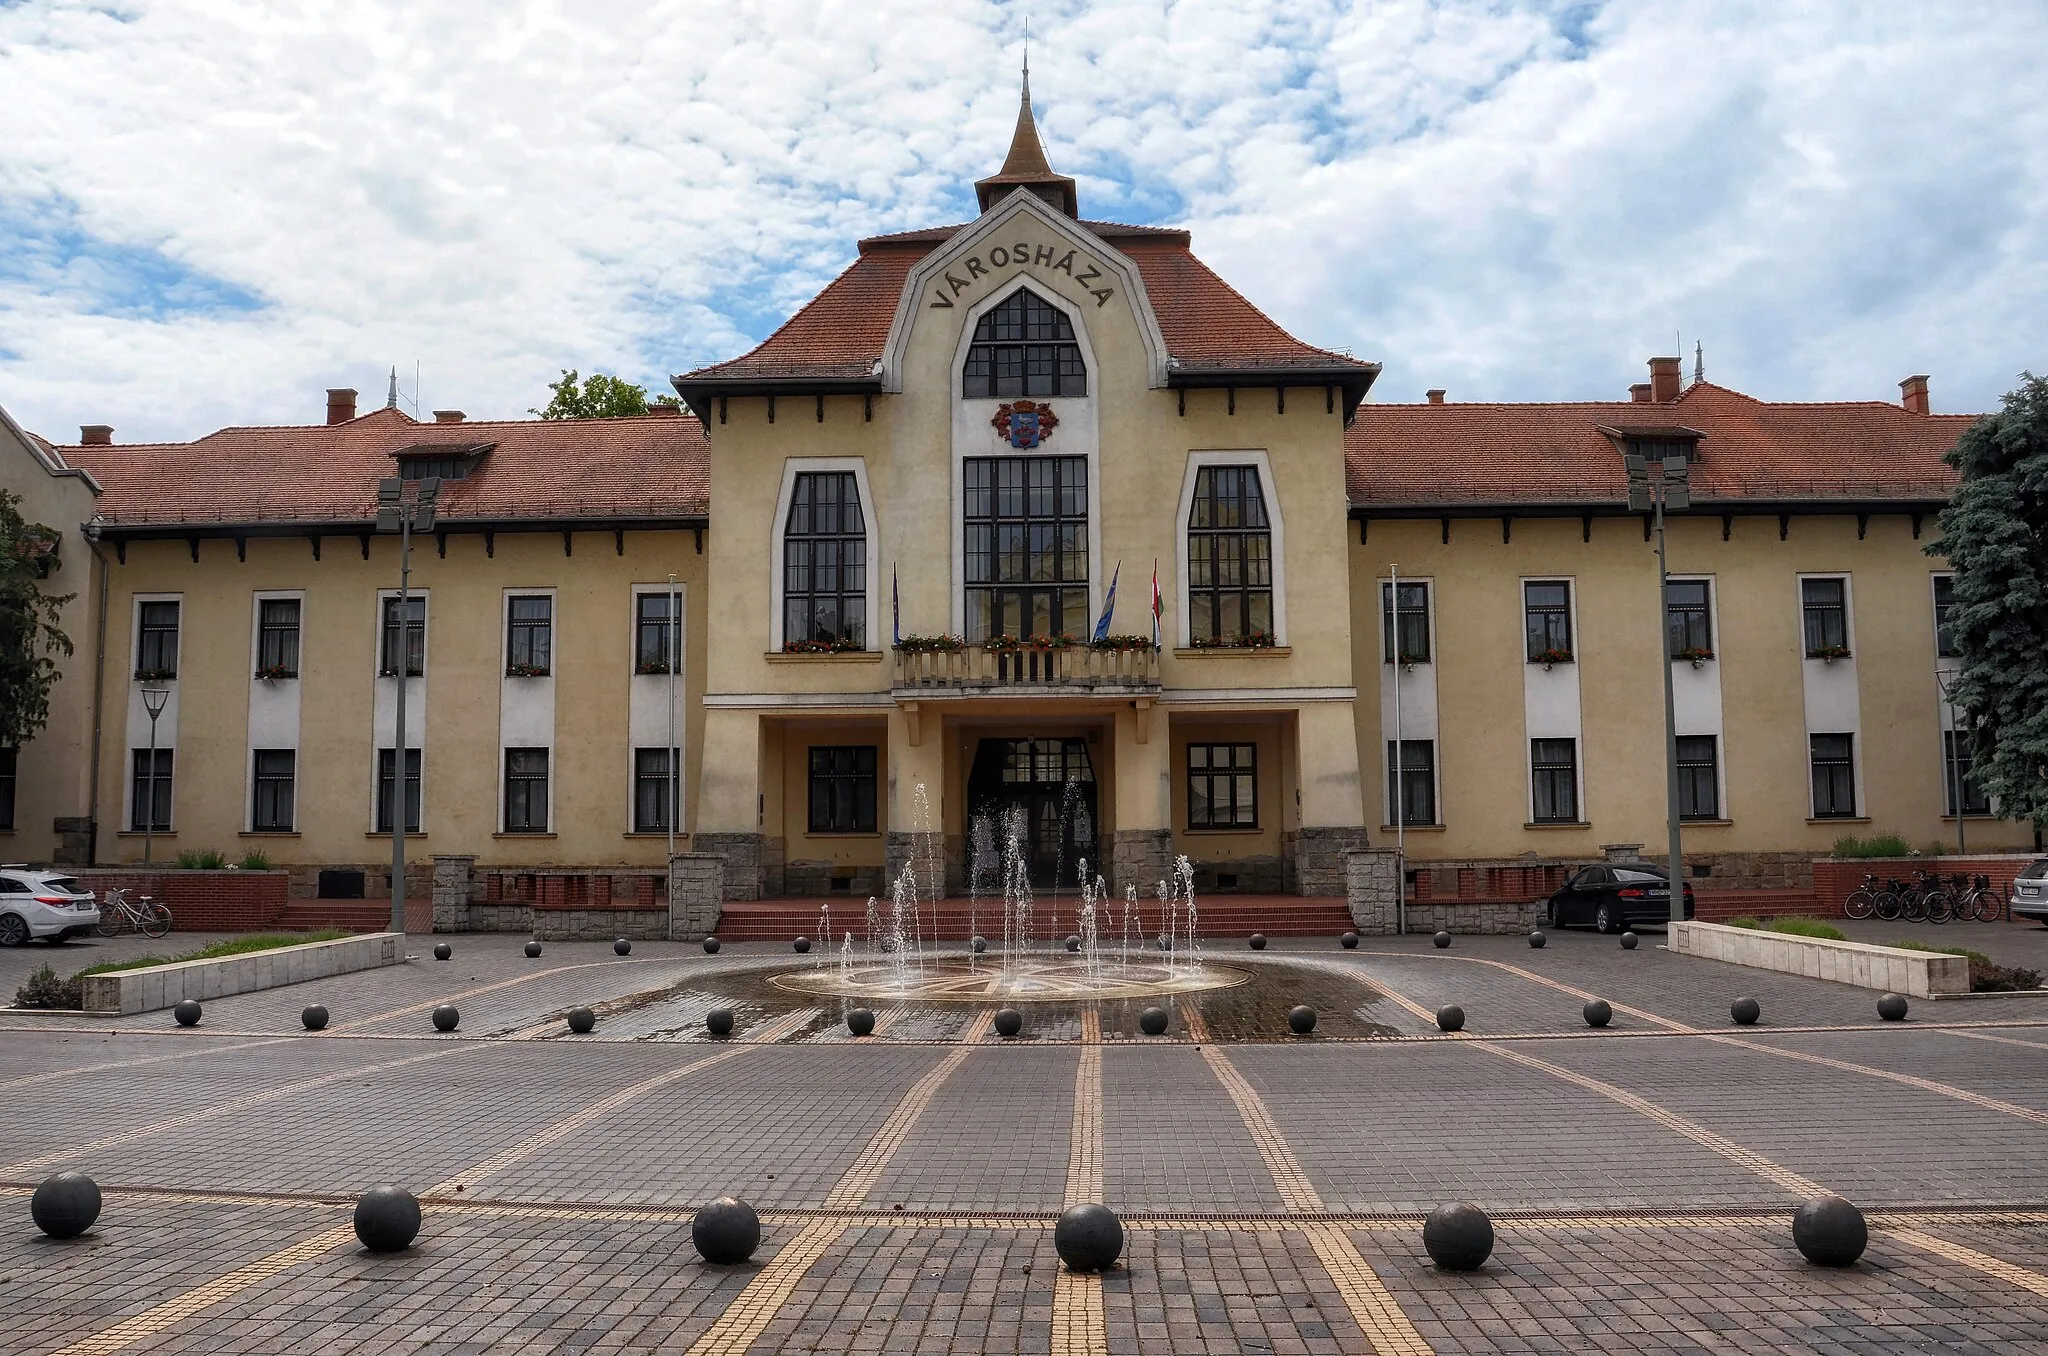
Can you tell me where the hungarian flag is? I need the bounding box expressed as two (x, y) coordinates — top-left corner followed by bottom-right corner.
(1150, 560), (1163, 649)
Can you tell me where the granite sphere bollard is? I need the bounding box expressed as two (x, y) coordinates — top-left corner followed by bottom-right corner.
(1340, 931), (1359, 949)
(613, 938), (632, 956)
(1436, 1004), (1466, 1033)
(794, 936), (811, 954)
(706, 1008), (735, 1037)
(353, 1186), (422, 1253)
(1064, 934), (1081, 953)
(432, 1005), (459, 1032)
(970, 934), (987, 954)
(524, 940), (543, 958)
(1731, 997), (1761, 1026)
(1054, 1203), (1125, 1272)
(30, 1171), (101, 1240)
(1139, 1007), (1169, 1036)
(702, 936), (721, 954)
(1422, 1202), (1494, 1271)
(172, 999), (201, 1027)
(1620, 931), (1639, 950)
(692, 1196), (761, 1265)
(1792, 1195), (1868, 1267)
(1249, 933), (1268, 950)
(847, 1007), (876, 1037)
(567, 1007), (596, 1034)
(433, 942), (452, 961)
(1528, 930), (1547, 949)
(1433, 931), (1451, 949)
(1583, 999), (1612, 1028)
(302, 1005), (329, 1032)
(1287, 1005), (1317, 1035)
(994, 1008), (1024, 1038)
(1878, 993), (1909, 1022)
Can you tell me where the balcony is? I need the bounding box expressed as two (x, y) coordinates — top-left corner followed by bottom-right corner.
(892, 643), (1160, 696)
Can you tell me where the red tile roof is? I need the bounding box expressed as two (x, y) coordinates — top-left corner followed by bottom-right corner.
(61, 408), (709, 529)
(681, 221), (1368, 384)
(1347, 381), (1972, 508)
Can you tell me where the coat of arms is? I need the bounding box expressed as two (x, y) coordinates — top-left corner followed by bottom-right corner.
(991, 401), (1059, 449)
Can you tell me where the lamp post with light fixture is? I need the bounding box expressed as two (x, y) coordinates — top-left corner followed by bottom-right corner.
(139, 683), (169, 865)
(375, 475), (440, 935)
(1626, 451), (1691, 925)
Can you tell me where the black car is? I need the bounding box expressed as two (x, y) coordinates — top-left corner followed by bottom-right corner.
(1547, 864), (1696, 934)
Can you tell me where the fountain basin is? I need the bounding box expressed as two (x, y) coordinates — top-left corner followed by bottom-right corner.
(770, 955), (1250, 1003)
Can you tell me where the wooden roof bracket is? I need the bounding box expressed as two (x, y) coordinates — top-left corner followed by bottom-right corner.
(766, 395), (776, 424)
(188, 536), (201, 563)
(815, 394), (824, 423)
(1912, 512), (1924, 540)
(114, 539), (126, 565)
(863, 394), (872, 422)
(1227, 387), (1235, 416)
(1778, 514), (1790, 541)
(1642, 513), (1653, 543)
(561, 531), (574, 557)
(1177, 389), (1185, 417)
(1721, 513), (1733, 541)
(1357, 517), (1368, 545)
(614, 530), (625, 556)
(309, 535), (321, 561)
(1856, 513), (1870, 540)
(436, 531), (447, 559)
(357, 533), (371, 560)
(1440, 517), (1450, 545)
(234, 536), (246, 563)
(718, 397), (727, 425)
(693, 526), (704, 555)
(1325, 386), (1334, 415)
(1501, 515), (1512, 544)
(1581, 513), (1592, 543)
(484, 531), (495, 558)
(1276, 386), (1285, 414)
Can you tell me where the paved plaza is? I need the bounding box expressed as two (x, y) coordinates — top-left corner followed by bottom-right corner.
(6, 925), (2048, 1354)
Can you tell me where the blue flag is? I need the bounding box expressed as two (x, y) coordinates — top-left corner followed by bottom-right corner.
(892, 565), (900, 646)
(1094, 561), (1120, 642)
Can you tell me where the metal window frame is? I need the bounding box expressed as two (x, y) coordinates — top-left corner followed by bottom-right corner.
(807, 744), (879, 834)
(1186, 741), (1259, 831)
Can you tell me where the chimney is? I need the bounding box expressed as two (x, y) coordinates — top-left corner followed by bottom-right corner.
(1630, 383), (1652, 403)
(326, 388), (358, 425)
(1648, 357), (1682, 403)
(1900, 375), (1931, 416)
(79, 425), (114, 446)
(432, 410), (466, 424)
(1425, 389), (1446, 405)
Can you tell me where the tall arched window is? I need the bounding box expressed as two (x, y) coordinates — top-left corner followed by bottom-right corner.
(783, 472), (866, 648)
(1187, 466), (1273, 642)
(963, 289), (1087, 398)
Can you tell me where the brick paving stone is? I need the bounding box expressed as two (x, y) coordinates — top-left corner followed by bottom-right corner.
(1749, 1026), (2048, 1115)
(1102, 1048), (1288, 1214)
(870, 1048), (1076, 1211)
(1109, 1227), (1376, 1356)
(751, 1225), (1046, 1356)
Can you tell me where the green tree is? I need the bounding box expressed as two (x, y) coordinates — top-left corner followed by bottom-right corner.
(530, 368), (680, 419)
(1928, 372), (2048, 825)
(0, 489), (75, 749)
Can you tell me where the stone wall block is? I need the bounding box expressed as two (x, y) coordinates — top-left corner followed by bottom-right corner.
(668, 852), (726, 940)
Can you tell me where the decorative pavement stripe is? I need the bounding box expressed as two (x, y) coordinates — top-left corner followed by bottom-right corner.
(0, 1036), (292, 1092)
(1881, 1227), (2048, 1298)
(1938, 1027), (2048, 1052)
(1053, 1043), (1110, 1356)
(327, 959), (662, 1032)
(1197, 1045), (1437, 1355)
(679, 1220), (850, 1356)
(47, 1224), (359, 1356)
(866, 1004), (908, 1038)
(744, 1007), (822, 1043)
(1079, 1007), (1102, 1045)
(1, 1044), (474, 1176)
(1702, 1033), (2048, 1129)
(1176, 1001), (1211, 1044)
(820, 1041), (978, 1208)
(959, 1007), (994, 1044)
(1051, 1265), (1108, 1356)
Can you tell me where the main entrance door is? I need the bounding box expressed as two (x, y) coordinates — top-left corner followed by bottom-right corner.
(965, 737), (1099, 890)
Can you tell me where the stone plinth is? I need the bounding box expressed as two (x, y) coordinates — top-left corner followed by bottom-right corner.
(431, 855), (477, 932)
(669, 853), (726, 940)
(1294, 827), (1369, 897)
(693, 833), (762, 901)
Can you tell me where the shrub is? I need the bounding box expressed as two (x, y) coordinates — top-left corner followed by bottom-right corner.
(1833, 832), (1911, 858)
(14, 963), (84, 1009)
(1764, 918), (1846, 940)
(238, 850), (273, 870)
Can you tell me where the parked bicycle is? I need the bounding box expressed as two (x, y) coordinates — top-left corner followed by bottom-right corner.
(1843, 873), (1881, 920)
(96, 887), (173, 940)
(1845, 869), (2004, 923)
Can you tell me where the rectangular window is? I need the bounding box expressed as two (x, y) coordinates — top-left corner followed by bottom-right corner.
(1386, 739), (1436, 826)
(808, 746), (878, 833)
(1531, 738), (1578, 823)
(1667, 580), (1712, 658)
(137, 600), (180, 677)
(251, 749), (296, 832)
(376, 748), (421, 833)
(783, 472), (867, 648)
(1187, 466), (1274, 643)
(257, 599), (301, 676)
(1943, 731), (1991, 816)
(1802, 578), (1848, 656)
(1676, 735), (1719, 820)
(963, 456), (1089, 642)
(130, 748), (173, 831)
(1381, 581), (1430, 663)
(1187, 743), (1258, 830)
(1809, 733), (1856, 818)
(1524, 581), (1572, 661)
(634, 747), (676, 833)
(636, 592), (679, 673)
(0, 747), (15, 831)
(503, 748), (550, 833)
(380, 596), (425, 676)
(1933, 575), (1960, 658)
(506, 595), (553, 674)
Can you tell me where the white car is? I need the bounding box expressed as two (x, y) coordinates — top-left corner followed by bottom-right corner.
(0, 867), (101, 946)
(2011, 859), (2048, 925)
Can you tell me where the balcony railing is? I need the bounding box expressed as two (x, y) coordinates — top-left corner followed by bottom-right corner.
(893, 644), (1160, 692)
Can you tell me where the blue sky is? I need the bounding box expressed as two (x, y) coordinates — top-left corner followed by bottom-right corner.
(0, 0), (2043, 442)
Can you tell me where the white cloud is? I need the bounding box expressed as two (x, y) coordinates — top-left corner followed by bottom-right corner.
(0, 0), (2042, 443)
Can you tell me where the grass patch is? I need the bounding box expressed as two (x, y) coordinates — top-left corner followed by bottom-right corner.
(173, 848), (230, 869)
(1887, 939), (2043, 993)
(238, 850), (274, 870)
(1833, 832), (1912, 858)
(74, 930), (354, 978)
(1723, 916), (1846, 940)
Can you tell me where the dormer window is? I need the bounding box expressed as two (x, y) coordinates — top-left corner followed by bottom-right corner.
(390, 441), (492, 482)
(963, 289), (1086, 398)
(1626, 437), (1695, 466)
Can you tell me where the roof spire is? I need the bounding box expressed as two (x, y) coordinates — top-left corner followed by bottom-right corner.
(974, 44), (1078, 218)
(1693, 340), (1704, 386)
(386, 366), (399, 410)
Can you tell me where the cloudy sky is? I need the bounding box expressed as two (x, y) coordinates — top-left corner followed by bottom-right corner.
(1, 0), (2043, 443)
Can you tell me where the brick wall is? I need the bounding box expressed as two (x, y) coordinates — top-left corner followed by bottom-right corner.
(66, 869), (290, 931)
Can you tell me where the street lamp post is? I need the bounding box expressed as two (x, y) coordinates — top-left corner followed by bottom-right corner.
(139, 684), (169, 865)
(666, 572), (679, 861)
(1625, 452), (1692, 926)
(376, 476), (440, 935)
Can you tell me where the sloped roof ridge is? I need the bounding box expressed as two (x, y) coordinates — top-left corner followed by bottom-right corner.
(682, 259), (885, 379)
(1134, 242), (1362, 367)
